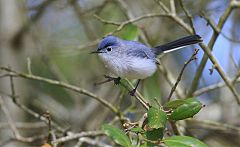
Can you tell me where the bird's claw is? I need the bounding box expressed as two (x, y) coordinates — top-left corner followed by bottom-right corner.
(104, 75), (121, 85)
(129, 89), (136, 96)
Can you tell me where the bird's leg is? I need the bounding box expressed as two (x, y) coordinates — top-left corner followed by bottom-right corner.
(129, 79), (141, 96)
(95, 75), (121, 86)
(104, 75), (121, 85)
(113, 77), (121, 85)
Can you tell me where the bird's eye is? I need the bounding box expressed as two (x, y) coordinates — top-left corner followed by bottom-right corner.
(106, 47), (112, 52)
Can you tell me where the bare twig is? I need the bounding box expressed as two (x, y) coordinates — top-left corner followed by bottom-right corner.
(170, 0), (176, 15)
(7, 73), (65, 133)
(96, 13), (170, 36)
(0, 67), (121, 117)
(188, 0), (237, 96)
(158, 64), (184, 98)
(194, 71), (240, 96)
(52, 131), (104, 145)
(179, 0), (196, 34)
(0, 122), (46, 130)
(75, 137), (113, 147)
(43, 111), (52, 144)
(0, 96), (46, 143)
(94, 14), (122, 26)
(186, 119), (240, 134)
(199, 43), (240, 104)
(167, 49), (199, 102)
(75, 12), (171, 51)
(125, 79), (150, 110)
(154, 0), (170, 13)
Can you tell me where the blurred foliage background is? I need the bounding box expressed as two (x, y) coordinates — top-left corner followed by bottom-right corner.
(0, 0), (240, 146)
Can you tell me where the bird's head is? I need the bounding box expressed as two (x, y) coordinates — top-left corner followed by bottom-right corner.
(91, 36), (122, 56)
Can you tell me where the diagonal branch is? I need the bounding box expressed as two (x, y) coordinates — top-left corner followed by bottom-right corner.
(188, 0), (237, 96)
(167, 49), (199, 102)
(0, 67), (121, 117)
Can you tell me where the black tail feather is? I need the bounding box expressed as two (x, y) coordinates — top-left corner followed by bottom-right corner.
(153, 35), (202, 55)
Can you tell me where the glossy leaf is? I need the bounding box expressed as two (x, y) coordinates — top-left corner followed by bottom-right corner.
(145, 128), (164, 147)
(130, 127), (144, 133)
(102, 124), (131, 147)
(169, 98), (202, 120)
(148, 107), (167, 129)
(164, 99), (186, 109)
(163, 136), (208, 147)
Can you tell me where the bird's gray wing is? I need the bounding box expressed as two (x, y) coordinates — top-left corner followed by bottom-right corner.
(124, 41), (155, 59)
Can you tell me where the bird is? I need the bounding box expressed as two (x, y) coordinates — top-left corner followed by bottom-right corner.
(92, 35), (202, 96)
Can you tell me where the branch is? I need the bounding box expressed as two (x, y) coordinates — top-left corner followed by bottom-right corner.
(95, 13), (170, 36)
(0, 67), (122, 119)
(77, 12), (168, 51)
(75, 137), (113, 147)
(154, 0), (170, 13)
(186, 119), (240, 134)
(158, 64), (184, 98)
(52, 131), (104, 145)
(0, 122), (46, 130)
(170, 0), (176, 15)
(199, 43), (240, 104)
(167, 49), (199, 102)
(125, 79), (150, 110)
(0, 96), (46, 143)
(188, 0), (236, 96)
(7, 74), (66, 133)
(194, 71), (240, 96)
(179, 0), (196, 34)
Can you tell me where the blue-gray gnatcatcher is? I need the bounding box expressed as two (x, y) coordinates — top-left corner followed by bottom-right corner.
(92, 35), (202, 95)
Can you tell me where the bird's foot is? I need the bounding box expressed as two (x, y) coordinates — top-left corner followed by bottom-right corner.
(129, 89), (136, 96)
(113, 77), (121, 85)
(104, 75), (121, 85)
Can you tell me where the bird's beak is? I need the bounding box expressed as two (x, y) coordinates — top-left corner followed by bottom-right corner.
(90, 51), (102, 54)
(90, 48), (104, 54)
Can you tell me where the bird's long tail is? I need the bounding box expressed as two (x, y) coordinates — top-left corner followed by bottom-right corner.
(153, 35), (202, 55)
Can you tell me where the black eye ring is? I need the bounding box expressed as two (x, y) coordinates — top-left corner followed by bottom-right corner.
(107, 47), (112, 52)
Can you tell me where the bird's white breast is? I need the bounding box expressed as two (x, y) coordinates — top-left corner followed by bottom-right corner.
(99, 54), (157, 79)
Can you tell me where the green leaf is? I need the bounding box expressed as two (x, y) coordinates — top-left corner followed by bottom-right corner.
(169, 98), (202, 120)
(163, 136), (208, 147)
(130, 127), (144, 133)
(102, 124), (131, 147)
(118, 24), (140, 40)
(148, 107), (167, 129)
(164, 99), (186, 109)
(145, 128), (164, 147)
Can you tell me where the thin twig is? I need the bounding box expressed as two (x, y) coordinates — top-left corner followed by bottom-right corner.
(125, 79), (150, 110)
(52, 131), (104, 145)
(0, 122), (46, 130)
(7, 73), (65, 132)
(0, 96), (46, 143)
(75, 137), (113, 147)
(179, 0), (196, 34)
(167, 49), (199, 102)
(188, 0), (236, 96)
(199, 43), (240, 104)
(158, 64), (184, 98)
(194, 72), (240, 96)
(186, 119), (240, 134)
(154, 0), (170, 13)
(170, 0), (176, 15)
(0, 67), (120, 116)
